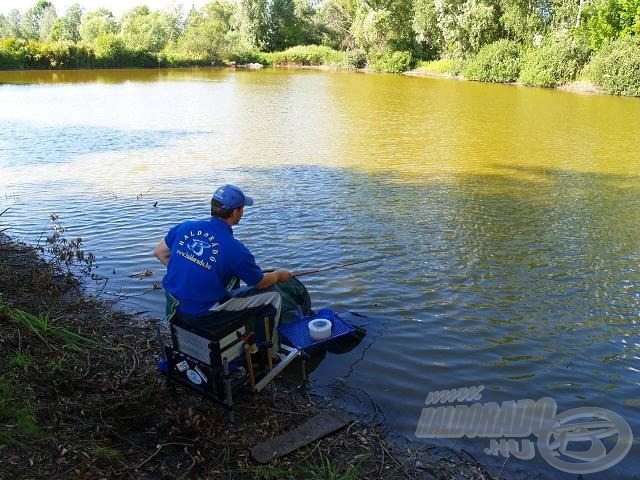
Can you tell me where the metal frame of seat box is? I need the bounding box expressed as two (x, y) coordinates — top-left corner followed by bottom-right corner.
(162, 314), (304, 421)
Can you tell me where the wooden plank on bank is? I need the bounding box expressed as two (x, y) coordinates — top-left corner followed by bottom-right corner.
(250, 410), (350, 464)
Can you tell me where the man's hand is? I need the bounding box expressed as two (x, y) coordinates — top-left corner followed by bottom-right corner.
(275, 269), (292, 282)
(255, 269), (292, 289)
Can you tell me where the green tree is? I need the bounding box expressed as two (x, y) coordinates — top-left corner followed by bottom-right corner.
(20, 0), (56, 40)
(49, 4), (82, 42)
(266, 0), (306, 50)
(0, 10), (22, 39)
(436, 0), (501, 57)
(350, 0), (415, 51)
(238, 0), (269, 49)
(578, 0), (640, 49)
(498, 0), (545, 43)
(120, 6), (177, 53)
(413, 0), (443, 57)
(314, 0), (359, 48)
(176, 0), (239, 62)
(79, 8), (118, 45)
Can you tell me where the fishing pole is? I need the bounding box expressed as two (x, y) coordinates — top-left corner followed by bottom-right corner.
(292, 254), (400, 278)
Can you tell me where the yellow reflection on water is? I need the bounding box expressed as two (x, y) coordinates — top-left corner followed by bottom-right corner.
(1, 68), (639, 195)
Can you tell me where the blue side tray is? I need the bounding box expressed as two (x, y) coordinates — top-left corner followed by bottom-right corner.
(279, 309), (355, 350)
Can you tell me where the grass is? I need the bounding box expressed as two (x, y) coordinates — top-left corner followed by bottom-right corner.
(234, 451), (366, 480)
(304, 451), (365, 480)
(0, 373), (41, 448)
(8, 349), (35, 371)
(8, 306), (109, 352)
(91, 445), (124, 463)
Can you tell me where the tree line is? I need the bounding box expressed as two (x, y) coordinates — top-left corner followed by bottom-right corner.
(0, 0), (638, 95)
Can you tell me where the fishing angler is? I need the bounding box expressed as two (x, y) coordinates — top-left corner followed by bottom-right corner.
(153, 184), (295, 345)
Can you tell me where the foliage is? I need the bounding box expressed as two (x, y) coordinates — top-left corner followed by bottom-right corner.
(518, 32), (591, 86)
(413, 0), (442, 57)
(0, 37), (30, 68)
(79, 8), (118, 46)
(463, 39), (522, 81)
(266, 44), (345, 65)
(498, 0), (545, 44)
(367, 48), (413, 72)
(20, 0), (56, 41)
(351, 0), (415, 52)
(585, 34), (640, 96)
(238, 0), (269, 49)
(577, 0), (640, 49)
(416, 58), (457, 74)
(437, 0), (502, 58)
(91, 445), (124, 463)
(342, 48), (367, 68)
(173, 0), (241, 64)
(226, 47), (270, 64)
(351, 5), (395, 51)
(303, 451), (365, 479)
(48, 3), (82, 42)
(120, 8), (177, 54)
(265, 0), (306, 51)
(0, 10), (23, 39)
(314, 0), (359, 49)
(9, 349), (36, 371)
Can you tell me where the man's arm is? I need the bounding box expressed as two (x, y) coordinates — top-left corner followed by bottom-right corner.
(154, 239), (171, 265)
(254, 269), (291, 289)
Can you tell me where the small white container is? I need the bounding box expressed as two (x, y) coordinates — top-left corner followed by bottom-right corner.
(308, 319), (332, 341)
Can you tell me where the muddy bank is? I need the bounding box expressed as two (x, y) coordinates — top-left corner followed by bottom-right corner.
(0, 233), (494, 479)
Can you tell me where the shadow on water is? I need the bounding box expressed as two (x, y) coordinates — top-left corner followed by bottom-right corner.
(219, 164), (640, 480)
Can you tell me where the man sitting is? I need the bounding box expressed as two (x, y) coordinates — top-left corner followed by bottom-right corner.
(153, 184), (292, 345)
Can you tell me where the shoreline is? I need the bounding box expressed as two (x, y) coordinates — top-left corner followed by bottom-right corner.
(403, 69), (604, 95)
(0, 63), (608, 97)
(0, 233), (496, 479)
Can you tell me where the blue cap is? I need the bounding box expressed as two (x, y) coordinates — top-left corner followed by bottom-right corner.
(212, 184), (254, 209)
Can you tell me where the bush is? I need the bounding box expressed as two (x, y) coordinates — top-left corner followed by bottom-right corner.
(266, 45), (345, 66)
(585, 35), (640, 96)
(0, 38), (30, 69)
(367, 49), (413, 73)
(226, 48), (269, 66)
(0, 39), (97, 70)
(416, 58), (457, 75)
(519, 34), (592, 87)
(342, 49), (367, 69)
(463, 39), (521, 82)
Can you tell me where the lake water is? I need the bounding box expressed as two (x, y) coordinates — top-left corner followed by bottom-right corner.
(1, 68), (638, 479)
